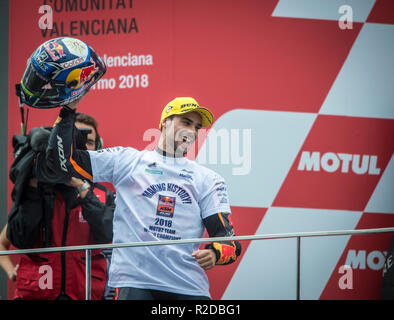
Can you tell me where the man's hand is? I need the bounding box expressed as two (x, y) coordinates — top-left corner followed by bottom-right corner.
(65, 95), (83, 110)
(65, 89), (89, 110)
(192, 249), (216, 270)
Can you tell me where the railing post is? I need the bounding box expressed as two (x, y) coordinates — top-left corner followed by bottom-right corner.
(85, 249), (91, 300)
(296, 236), (301, 300)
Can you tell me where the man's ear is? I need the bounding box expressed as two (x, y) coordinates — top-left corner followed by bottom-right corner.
(160, 121), (166, 132)
(162, 117), (173, 129)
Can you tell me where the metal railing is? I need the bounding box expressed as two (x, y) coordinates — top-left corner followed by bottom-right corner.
(1, 227), (393, 300)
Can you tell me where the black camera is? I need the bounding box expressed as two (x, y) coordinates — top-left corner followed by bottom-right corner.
(10, 126), (91, 185)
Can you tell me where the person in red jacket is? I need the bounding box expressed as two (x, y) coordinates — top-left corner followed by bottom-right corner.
(6, 113), (115, 300)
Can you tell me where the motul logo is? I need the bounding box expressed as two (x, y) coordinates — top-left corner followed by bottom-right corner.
(297, 151), (381, 175)
(345, 250), (387, 270)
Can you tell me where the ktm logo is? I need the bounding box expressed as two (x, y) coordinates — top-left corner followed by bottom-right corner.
(297, 151), (381, 175)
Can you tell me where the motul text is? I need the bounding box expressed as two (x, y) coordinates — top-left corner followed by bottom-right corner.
(297, 151), (381, 175)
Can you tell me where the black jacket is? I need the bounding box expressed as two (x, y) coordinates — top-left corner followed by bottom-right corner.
(7, 180), (115, 249)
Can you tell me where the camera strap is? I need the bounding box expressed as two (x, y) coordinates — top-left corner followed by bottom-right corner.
(39, 184), (56, 248)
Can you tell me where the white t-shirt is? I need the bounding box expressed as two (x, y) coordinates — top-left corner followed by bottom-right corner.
(88, 147), (231, 297)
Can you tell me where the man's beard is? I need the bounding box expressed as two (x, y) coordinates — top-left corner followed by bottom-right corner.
(166, 130), (195, 157)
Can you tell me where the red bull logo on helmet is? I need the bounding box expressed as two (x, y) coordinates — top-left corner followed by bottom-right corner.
(66, 58), (98, 89)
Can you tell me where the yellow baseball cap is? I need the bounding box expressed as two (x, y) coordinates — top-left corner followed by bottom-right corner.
(159, 97), (214, 129)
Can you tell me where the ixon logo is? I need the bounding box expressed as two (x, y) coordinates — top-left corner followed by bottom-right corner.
(345, 250), (387, 271)
(297, 151), (381, 175)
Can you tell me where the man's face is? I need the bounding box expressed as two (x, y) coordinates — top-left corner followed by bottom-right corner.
(75, 121), (97, 151)
(163, 111), (202, 155)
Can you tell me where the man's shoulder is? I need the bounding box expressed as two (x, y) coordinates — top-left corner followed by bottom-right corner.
(95, 146), (140, 154)
(92, 146), (144, 161)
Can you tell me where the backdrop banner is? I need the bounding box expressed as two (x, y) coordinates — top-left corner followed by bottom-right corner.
(7, 0), (394, 299)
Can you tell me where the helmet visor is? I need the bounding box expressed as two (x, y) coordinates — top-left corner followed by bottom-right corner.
(21, 59), (49, 96)
(20, 59), (62, 108)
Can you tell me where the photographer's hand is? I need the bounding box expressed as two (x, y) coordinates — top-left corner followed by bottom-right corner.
(66, 177), (91, 199)
(29, 178), (38, 188)
(9, 264), (19, 282)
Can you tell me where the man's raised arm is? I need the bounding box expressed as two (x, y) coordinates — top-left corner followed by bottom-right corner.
(45, 106), (93, 182)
